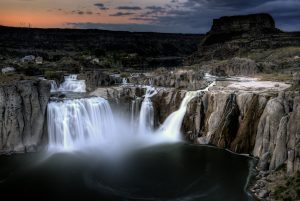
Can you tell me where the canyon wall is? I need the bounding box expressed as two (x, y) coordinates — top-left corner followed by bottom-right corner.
(0, 78), (299, 176)
(128, 69), (207, 90)
(0, 80), (50, 153)
(94, 86), (300, 174)
(177, 90), (300, 174)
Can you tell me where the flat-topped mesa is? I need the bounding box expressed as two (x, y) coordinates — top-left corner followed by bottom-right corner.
(209, 13), (277, 35)
(187, 13), (300, 63)
(201, 13), (281, 46)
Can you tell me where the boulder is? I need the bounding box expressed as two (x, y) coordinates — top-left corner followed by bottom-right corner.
(293, 72), (300, 86)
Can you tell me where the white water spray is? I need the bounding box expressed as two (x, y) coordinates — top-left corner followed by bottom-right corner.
(50, 80), (58, 93)
(157, 81), (216, 139)
(122, 78), (128, 85)
(47, 73), (215, 152)
(138, 86), (157, 135)
(51, 75), (86, 93)
(48, 97), (115, 151)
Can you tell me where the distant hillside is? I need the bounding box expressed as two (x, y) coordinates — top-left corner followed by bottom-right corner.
(0, 26), (203, 59)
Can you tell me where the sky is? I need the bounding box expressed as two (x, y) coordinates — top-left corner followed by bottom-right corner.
(0, 0), (299, 33)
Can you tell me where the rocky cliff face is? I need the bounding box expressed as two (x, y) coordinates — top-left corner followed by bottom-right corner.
(93, 85), (300, 175)
(202, 57), (259, 76)
(128, 69), (208, 90)
(209, 13), (277, 36)
(0, 80), (50, 153)
(210, 13), (275, 34)
(78, 71), (122, 91)
(294, 72), (300, 87)
(159, 89), (300, 174)
(188, 13), (300, 63)
(182, 90), (300, 174)
(0, 77), (298, 177)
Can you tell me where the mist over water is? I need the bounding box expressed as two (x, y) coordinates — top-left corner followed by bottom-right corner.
(47, 97), (115, 151)
(0, 75), (256, 201)
(48, 76), (216, 153)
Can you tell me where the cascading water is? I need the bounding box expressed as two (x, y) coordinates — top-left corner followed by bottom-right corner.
(50, 80), (58, 92)
(47, 73), (215, 152)
(48, 97), (115, 151)
(51, 75), (86, 93)
(138, 86), (157, 135)
(157, 81), (216, 139)
(122, 78), (128, 85)
(130, 97), (142, 131)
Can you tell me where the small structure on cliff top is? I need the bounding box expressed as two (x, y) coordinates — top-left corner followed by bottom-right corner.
(35, 56), (43, 64)
(21, 55), (36, 63)
(1, 67), (15, 74)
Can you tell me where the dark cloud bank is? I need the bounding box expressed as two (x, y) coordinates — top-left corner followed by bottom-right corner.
(70, 0), (300, 33)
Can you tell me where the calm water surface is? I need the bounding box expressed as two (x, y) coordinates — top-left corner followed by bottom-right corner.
(0, 143), (256, 201)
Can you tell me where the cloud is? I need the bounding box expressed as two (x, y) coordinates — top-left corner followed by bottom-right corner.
(71, 10), (93, 15)
(150, 0), (300, 32)
(130, 17), (156, 22)
(67, 0), (300, 33)
(110, 12), (135, 16)
(144, 6), (166, 14)
(94, 3), (109, 10)
(133, 5), (167, 21)
(116, 6), (142, 10)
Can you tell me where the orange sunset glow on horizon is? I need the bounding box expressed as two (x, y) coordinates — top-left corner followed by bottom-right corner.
(0, 0), (299, 33)
(0, 0), (162, 29)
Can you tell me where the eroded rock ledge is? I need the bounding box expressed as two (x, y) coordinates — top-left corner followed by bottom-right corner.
(0, 80), (50, 153)
(91, 85), (300, 176)
(1, 78), (298, 177)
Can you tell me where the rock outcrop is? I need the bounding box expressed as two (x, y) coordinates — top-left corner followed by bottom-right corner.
(188, 13), (300, 63)
(0, 80), (50, 153)
(128, 69), (208, 90)
(205, 57), (259, 76)
(95, 85), (300, 175)
(209, 13), (277, 37)
(79, 71), (122, 91)
(181, 90), (300, 174)
(293, 72), (300, 87)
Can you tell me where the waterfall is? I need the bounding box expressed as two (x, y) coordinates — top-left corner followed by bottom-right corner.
(130, 98), (142, 131)
(122, 78), (128, 85)
(50, 80), (58, 93)
(51, 75), (86, 93)
(157, 82), (216, 139)
(47, 97), (115, 151)
(47, 73), (215, 152)
(138, 86), (157, 135)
